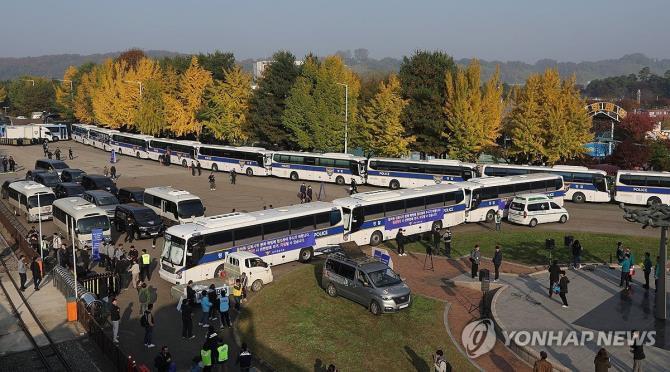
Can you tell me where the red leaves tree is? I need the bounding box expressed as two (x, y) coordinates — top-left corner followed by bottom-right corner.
(610, 113), (656, 169)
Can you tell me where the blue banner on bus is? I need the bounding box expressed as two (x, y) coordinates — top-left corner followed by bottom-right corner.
(236, 231), (316, 257)
(91, 228), (102, 261)
(384, 207), (445, 231)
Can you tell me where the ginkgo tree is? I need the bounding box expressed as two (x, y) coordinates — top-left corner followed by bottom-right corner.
(164, 56), (213, 137)
(201, 65), (253, 144)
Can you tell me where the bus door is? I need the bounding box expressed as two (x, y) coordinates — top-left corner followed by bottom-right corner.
(594, 176), (608, 193)
(350, 207), (364, 233)
(462, 168), (474, 181)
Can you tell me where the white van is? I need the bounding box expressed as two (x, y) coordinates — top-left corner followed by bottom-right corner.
(7, 181), (56, 221)
(52, 197), (112, 248)
(507, 194), (569, 227)
(143, 186), (205, 225)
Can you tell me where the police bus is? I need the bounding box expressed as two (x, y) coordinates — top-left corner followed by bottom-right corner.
(52, 197), (111, 248)
(331, 184), (467, 247)
(87, 127), (119, 151)
(461, 173), (565, 223)
(613, 170), (670, 206)
(110, 133), (154, 159)
(71, 124), (95, 143)
(197, 144), (272, 176)
(147, 138), (200, 166)
(271, 151), (366, 185)
(159, 201), (343, 284)
(143, 186), (205, 224)
(480, 164), (610, 203)
(366, 158), (477, 189)
(7, 181), (56, 222)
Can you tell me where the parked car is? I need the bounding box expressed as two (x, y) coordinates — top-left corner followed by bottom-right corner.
(81, 174), (118, 195)
(54, 182), (86, 199)
(507, 194), (569, 227)
(60, 168), (87, 183)
(82, 190), (119, 218)
(321, 253), (411, 315)
(117, 187), (144, 204)
(114, 204), (163, 240)
(1, 178), (22, 199)
(25, 168), (50, 180)
(34, 159), (70, 176)
(32, 172), (61, 189)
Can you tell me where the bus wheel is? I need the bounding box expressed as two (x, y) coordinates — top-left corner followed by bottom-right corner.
(326, 283), (337, 297)
(431, 221), (443, 231)
(572, 192), (585, 203)
(251, 279), (263, 292)
(529, 218), (538, 228)
(299, 247), (313, 263)
(485, 210), (496, 223)
(290, 172), (299, 181)
(389, 179), (400, 190)
(370, 231), (383, 246)
(212, 163), (218, 172)
(559, 215), (568, 224)
(647, 197), (662, 206)
(182, 159), (187, 167)
(246, 168), (254, 177)
(214, 264), (226, 279)
(335, 176), (345, 185)
(136, 151), (141, 159)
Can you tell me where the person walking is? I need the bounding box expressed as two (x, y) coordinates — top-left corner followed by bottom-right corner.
(299, 183), (306, 203)
(9, 156), (16, 172)
(197, 161), (202, 176)
(209, 173), (216, 191)
(559, 271), (569, 308)
(181, 299), (194, 339)
(31, 256), (42, 290)
(18, 255), (28, 291)
(186, 280), (196, 306)
(548, 260), (560, 298)
(232, 280), (243, 311)
(103, 165), (109, 177)
(306, 185), (313, 202)
(441, 228), (452, 257)
(571, 239), (582, 269)
(616, 242), (624, 264)
(594, 348), (611, 372)
(493, 245), (503, 282)
(396, 228), (405, 257)
(138, 282), (150, 314)
(236, 343), (252, 372)
(68, 147), (73, 160)
(533, 351), (552, 372)
(643, 252), (653, 290)
(55, 147), (61, 160)
(110, 165), (117, 180)
(111, 298), (121, 343)
(191, 162), (196, 176)
(470, 245), (481, 279)
(621, 253), (632, 290)
(129, 259), (140, 288)
(52, 233), (61, 255)
(199, 290), (212, 327)
(349, 179), (358, 195)
(142, 303), (155, 348)
(154, 346), (173, 372)
(495, 209), (502, 231)
(125, 217), (135, 243)
(140, 249), (151, 282)
(2, 156), (7, 173)
(230, 169), (236, 185)
(630, 330), (646, 372)
(219, 289), (231, 328)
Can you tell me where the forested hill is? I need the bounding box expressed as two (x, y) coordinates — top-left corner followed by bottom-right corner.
(2, 50), (670, 85)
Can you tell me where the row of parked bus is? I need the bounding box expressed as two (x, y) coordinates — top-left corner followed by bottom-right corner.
(70, 124), (670, 207)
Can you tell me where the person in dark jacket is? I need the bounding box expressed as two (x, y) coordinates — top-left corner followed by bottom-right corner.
(559, 271), (569, 307)
(594, 348), (611, 372)
(207, 283), (219, 320)
(492, 245), (503, 282)
(643, 252), (653, 290)
(548, 260), (560, 298)
(396, 229), (405, 256)
(571, 239), (582, 269)
(30, 256), (42, 290)
(186, 280), (196, 306)
(616, 242), (624, 264)
(181, 299), (194, 339)
(111, 298), (121, 343)
(236, 342), (252, 372)
(154, 346), (172, 372)
(470, 245), (481, 279)
(630, 330), (645, 372)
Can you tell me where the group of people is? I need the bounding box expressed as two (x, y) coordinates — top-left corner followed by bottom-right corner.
(298, 182), (313, 203)
(616, 242), (663, 293)
(41, 140), (73, 161)
(207, 169), (239, 191)
(1, 155), (16, 173)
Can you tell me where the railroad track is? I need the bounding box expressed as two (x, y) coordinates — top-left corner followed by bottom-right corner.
(0, 246), (72, 371)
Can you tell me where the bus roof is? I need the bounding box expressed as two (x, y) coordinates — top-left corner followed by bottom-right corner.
(369, 157), (476, 167)
(616, 170), (670, 177)
(113, 132), (154, 140)
(9, 181), (54, 195)
(198, 143), (271, 154)
(89, 127), (119, 134)
(273, 150), (365, 161)
(144, 186), (200, 201)
(53, 197), (108, 218)
(149, 138), (201, 146)
(462, 173), (561, 188)
(331, 183), (464, 207)
(483, 163), (605, 175)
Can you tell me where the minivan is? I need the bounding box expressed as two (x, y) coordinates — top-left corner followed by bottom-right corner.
(54, 182), (86, 199)
(322, 254), (411, 315)
(117, 187), (145, 204)
(82, 190), (119, 218)
(81, 174), (118, 195)
(60, 168), (87, 183)
(114, 204), (163, 240)
(507, 194), (569, 227)
(35, 159), (70, 176)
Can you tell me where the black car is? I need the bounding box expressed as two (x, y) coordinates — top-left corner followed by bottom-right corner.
(81, 174), (118, 195)
(60, 168), (87, 183)
(34, 159), (70, 175)
(117, 187), (144, 204)
(1, 178), (22, 199)
(114, 204), (163, 240)
(54, 182), (86, 199)
(25, 168), (50, 180)
(32, 172), (61, 188)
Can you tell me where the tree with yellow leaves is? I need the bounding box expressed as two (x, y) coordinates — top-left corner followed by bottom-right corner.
(165, 56), (213, 136)
(443, 60), (503, 162)
(359, 74), (413, 156)
(201, 65), (253, 144)
(55, 66), (77, 119)
(73, 66), (97, 123)
(0, 85), (7, 104)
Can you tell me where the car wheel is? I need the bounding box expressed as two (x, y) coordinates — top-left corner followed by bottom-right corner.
(431, 221), (443, 231)
(298, 247), (313, 263)
(246, 168), (254, 177)
(290, 172), (299, 181)
(214, 264), (226, 279)
(572, 192), (585, 203)
(370, 231), (383, 246)
(182, 159), (187, 167)
(389, 179), (400, 190)
(485, 209), (496, 223)
(647, 197), (662, 206)
(370, 301), (382, 316)
(559, 215), (568, 224)
(529, 218), (538, 228)
(335, 176), (345, 185)
(326, 283), (337, 297)
(212, 163), (218, 172)
(251, 279), (263, 292)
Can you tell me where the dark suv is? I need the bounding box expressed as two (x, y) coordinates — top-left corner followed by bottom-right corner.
(32, 172), (61, 189)
(114, 204), (163, 240)
(54, 182), (85, 199)
(60, 168), (86, 183)
(117, 187), (144, 204)
(35, 159), (69, 176)
(81, 174), (118, 195)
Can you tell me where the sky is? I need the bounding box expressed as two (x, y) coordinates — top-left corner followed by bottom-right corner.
(1, 0), (669, 62)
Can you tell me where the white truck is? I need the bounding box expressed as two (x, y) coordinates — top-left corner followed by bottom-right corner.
(2, 125), (52, 141)
(222, 251), (273, 292)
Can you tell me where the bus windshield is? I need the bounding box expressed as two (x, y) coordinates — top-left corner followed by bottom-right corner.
(162, 235), (186, 266)
(178, 200), (204, 219)
(368, 267), (402, 287)
(28, 194), (56, 207)
(77, 215), (110, 234)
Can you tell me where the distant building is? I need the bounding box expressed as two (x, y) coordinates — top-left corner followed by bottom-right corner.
(252, 59), (304, 81)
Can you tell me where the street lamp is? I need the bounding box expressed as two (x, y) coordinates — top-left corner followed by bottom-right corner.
(336, 82), (349, 154)
(123, 80), (143, 97)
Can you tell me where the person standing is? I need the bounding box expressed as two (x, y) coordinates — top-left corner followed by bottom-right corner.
(594, 348), (611, 372)
(8, 156), (16, 172)
(655, 255), (662, 293)
(181, 299), (194, 339)
(207, 284), (219, 321)
(201, 345), (213, 372)
(306, 185), (313, 203)
(219, 289), (231, 328)
(559, 271), (569, 308)
(548, 260), (560, 298)
(2, 156), (7, 172)
(216, 341), (229, 371)
(349, 179), (358, 195)
(533, 351), (552, 372)
(68, 147), (73, 160)
(186, 280), (196, 306)
(55, 147), (61, 160)
(616, 242), (624, 264)
(110, 165), (117, 180)
(18, 255), (27, 291)
(209, 172), (216, 191)
(441, 228), (452, 258)
(230, 169), (236, 185)
(31, 256), (42, 290)
(103, 165), (109, 177)
(495, 209), (502, 231)
(571, 239), (582, 269)
(236, 343), (252, 372)
(232, 280), (243, 311)
(191, 162), (196, 176)
(129, 259), (140, 288)
(630, 330), (646, 372)
(52, 233), (62, 255)
(142, 303), (155, 348)
(621, 253), (632, 290)
(154, 346), (173, 372)
(433, 350), (448, 372)
(125, 217), (135, 243)
(396, 229), (405, 257)
(199, 290), (212, 327)
(493, 245), (503, 282)
(139, 282), (150, 314)
(111, 298), (121, 343)
(197, 161), (202, 176)
(240, 272), (249, 302)
(470, 245), (481, 279)
(432, 228), (441, 256)
(140, 249), (151, 282)
(643, 252), (653, 290)
(299, 183), (306, 203)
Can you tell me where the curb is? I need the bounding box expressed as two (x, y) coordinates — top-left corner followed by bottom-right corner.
(442, 302), (483, 371)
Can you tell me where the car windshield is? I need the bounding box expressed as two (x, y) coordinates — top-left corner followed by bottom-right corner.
(96, 195), (119, 206)
(367, 267), (402, 287)
(77, 215), (110, 234)
(131, 192), (144, 203)
(67, 170), (85, 181)
(39, 174), (61, 187)
(52, 162), (69, 169)
(134, 209), (159, 223)
(178, 199), (204, 219)
(510, 202), (525, 211)
(28, 194), (56, 207)
(96, 178), (114, 188)
(162, 235), (185, 266)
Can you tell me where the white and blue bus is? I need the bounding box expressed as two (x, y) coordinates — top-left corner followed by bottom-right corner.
(331, 184), (467, 247)
(87, 127), (119, 151)
(480, 164), (610, 203)
(159, 201), (344, 284)
(71, 124), (95, 143)
(271, 151), (366, 185)
(110, 133), (154, 159)
(614, 170), (670, 206)
(366, 158), (477, 189)
(147, 138), (200, 166)
(462, 173), (565, 223)
(197, 144), (272, 176)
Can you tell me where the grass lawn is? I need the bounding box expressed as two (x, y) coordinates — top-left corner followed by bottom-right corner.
(386, 230), (660, 266)
(237, 264), (476, 372)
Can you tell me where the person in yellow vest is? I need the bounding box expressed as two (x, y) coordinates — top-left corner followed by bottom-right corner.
(216, 342), (229, 372)
(140, 249), (151, 282)
(232, 279), (242, 311)
(201, 346), (213, 372)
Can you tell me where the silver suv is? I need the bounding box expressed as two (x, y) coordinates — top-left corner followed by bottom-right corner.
(322, 254), (411, 315)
